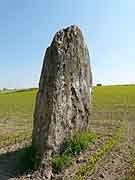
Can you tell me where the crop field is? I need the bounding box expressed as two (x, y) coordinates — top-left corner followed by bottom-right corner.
(0, 85), (135, 179)
(0, 85), (134, 148)
(0, 89), (37, 148)
(91, 85), (135, 122)
(92, 85), (135, 112)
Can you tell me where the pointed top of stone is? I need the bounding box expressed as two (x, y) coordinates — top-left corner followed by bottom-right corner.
(51, 25), (85, 48)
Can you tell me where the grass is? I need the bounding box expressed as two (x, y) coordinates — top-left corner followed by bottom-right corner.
(51, 131), (96, 173)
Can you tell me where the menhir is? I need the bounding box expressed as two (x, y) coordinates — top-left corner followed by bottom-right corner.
(32, 25), (92, 177)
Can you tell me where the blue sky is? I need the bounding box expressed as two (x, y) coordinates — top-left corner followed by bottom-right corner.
(0, 0), (135, 88)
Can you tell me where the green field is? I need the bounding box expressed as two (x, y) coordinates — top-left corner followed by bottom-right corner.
(92, 85), (135, 112)
(0, 85), (135, 148)
(0, 89), (37, 147)
(0, 85), (135, 180)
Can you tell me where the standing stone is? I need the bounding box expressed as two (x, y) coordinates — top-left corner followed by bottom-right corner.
(32, 25), (92, 176)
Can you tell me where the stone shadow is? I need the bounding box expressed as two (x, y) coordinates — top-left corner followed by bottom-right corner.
(0, 145), (33, 180)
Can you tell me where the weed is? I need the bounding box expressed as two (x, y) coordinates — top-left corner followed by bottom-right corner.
(51, 131), (96, 173)
(62, 131), (96, 156)
(52, 154), (72, 173)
